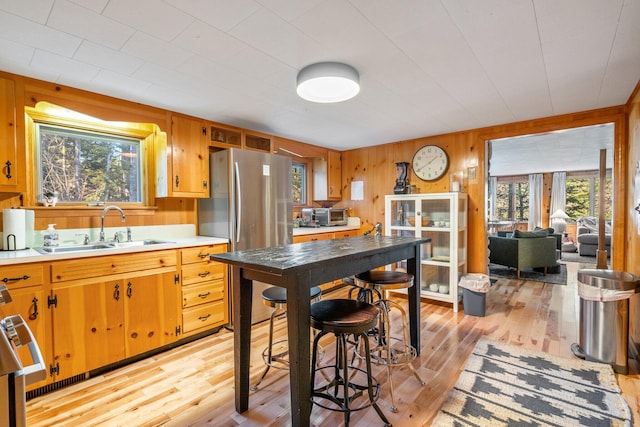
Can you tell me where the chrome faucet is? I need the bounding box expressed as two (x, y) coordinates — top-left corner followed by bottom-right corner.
(99, 206), (126, 242)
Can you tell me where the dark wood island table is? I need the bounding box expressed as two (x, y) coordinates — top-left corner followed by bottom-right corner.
(211, 235), (429, 427)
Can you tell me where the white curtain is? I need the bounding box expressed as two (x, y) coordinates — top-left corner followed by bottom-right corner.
(489, 176), (497, 220)
(528, 173), (543, 230)
(550, 172), (566, 215)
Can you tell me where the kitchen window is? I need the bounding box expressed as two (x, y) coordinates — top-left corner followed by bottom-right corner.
(292, 162), (307, 204)
(36, 124), (143, 204)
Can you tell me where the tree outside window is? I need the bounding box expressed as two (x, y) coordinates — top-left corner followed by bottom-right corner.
(37, 124), (142, 203)
(495, 181), (529, 221)
(292, 162), (306, 204)
(566, 175), (612, 220)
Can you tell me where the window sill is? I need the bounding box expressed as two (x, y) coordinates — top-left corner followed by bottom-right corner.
(24, 205), (157, 217)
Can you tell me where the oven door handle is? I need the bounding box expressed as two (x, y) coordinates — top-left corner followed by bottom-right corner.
(16, 323), (47, 385)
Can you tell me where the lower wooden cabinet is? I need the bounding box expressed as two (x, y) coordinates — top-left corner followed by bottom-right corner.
(180, 244), (228, 337)
(48, 251), (179, 383)
(8, 244), (228, 389)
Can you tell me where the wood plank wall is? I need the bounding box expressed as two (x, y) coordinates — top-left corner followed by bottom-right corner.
(338, 106), (629, 274)
(627, 83), (640, 277)
(2, 69), (637, 277)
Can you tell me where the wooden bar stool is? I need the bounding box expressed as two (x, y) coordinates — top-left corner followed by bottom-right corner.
(250, 285), (322, 391)
(353, 270), (425, 413)
(310, 298), (391, 426)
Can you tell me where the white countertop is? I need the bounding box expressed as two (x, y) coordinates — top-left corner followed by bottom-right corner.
(0, 236), (228, 266)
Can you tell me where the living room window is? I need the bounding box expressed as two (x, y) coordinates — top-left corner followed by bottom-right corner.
(495, 176), (529, 221)
(566, 171), (612, 219)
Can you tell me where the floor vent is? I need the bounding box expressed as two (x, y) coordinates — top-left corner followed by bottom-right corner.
(26, 373), (88, 400)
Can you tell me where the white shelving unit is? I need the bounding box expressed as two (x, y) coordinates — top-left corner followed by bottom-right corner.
(384, 192), (468, 312)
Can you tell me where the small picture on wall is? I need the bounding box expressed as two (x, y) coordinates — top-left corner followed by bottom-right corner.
(468, 166), (477, 180)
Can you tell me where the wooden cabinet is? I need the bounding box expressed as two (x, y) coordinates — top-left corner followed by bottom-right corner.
(293, 229), (358, 243)
(333, 229), (359, 239)
(48, 250), (179, 381)
(0, 264), (46, 390)
(244, 131), (272, 153)
(385, 192), (468, 312)
(208, 123), (242, 149)
(0, 76), (24, 192)
(51, 280), (124, 376)
(157, 114), (209, 198)
(293, 231), (334, 243)
(313, 150), (341, 201)
(180, 244), (228, 336)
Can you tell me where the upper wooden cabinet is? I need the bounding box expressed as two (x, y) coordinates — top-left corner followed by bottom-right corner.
(209, 123), (242, 149)
(157, 114), (209, 198)
(313, 149), (342, 201)
(244, 131), (272, 153)
(0, 76), (24, 192)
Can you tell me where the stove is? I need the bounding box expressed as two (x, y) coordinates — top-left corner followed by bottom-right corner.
(0, 284), (46, 427)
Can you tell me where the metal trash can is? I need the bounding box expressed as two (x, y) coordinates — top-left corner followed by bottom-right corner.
(571, 269), (640, 374)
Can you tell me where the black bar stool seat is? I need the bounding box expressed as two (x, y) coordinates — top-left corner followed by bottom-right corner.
(310, 299), (391, 426)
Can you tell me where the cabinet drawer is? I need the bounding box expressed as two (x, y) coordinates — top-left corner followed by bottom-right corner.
(181, 244), (226, 265)
(293, 232), (333, 243)
(51, 250), (177, 283)
(0, 264), (44, 289)
(183, 300), (226, 332)
(183, 281), (225, 308)
(181, 263), (225, 286)
(334, 230), (359, 239)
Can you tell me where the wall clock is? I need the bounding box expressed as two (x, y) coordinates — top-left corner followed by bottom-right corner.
(412, 145), (449, 181)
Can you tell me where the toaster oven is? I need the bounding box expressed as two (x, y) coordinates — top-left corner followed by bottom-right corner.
(313, 208), (348, 226)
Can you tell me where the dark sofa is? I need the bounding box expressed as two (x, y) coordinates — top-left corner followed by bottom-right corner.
(489, 229), (559, 279)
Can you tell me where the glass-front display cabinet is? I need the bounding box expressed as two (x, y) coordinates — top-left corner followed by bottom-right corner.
(384, 192), (468, 312)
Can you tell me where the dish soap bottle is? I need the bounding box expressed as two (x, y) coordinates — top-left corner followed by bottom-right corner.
(44, 224), (59, 247)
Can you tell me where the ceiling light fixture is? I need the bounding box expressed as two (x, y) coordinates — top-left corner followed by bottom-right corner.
(296, 62), (360, 103)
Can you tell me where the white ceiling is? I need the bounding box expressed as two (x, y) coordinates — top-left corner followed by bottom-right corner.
(0, 1), (639, 151)
(489, 123), (615, 176)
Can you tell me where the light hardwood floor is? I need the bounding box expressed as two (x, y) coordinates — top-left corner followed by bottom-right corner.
(26, 261), (639, 426)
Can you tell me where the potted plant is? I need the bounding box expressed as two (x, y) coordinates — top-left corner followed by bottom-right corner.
(42, 190), (59, 207)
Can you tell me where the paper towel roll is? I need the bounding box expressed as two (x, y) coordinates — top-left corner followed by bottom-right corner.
(3, 208), (26, 250)
(25, 209), (35, 248)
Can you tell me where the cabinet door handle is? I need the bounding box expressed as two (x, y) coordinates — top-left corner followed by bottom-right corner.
(4, 161), (11, 179)
(30, 297), (39, 320)
(114, 284), (120, 301)
(2, 275), (30, 283)
(198, 271), (210, 278)
(198, 314), (211, 321)
(197, 292), (211, 299)
(126, 282), (132, 298)
(175, 175), (180, 187)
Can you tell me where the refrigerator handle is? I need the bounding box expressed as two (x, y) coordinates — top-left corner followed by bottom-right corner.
(234, 161), (241, 243)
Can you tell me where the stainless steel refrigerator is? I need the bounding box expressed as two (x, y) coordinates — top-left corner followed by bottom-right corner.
(198, 149), (292, 324)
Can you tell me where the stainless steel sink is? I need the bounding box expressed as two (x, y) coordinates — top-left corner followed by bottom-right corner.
(34, 240), (175, 254)
(35, 243), (113, 254)
(109, 239), (175, 248)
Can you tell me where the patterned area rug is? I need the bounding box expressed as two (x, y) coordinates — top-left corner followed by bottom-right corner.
(433, 339), (631, 426)
(488, 263), (567, 285)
